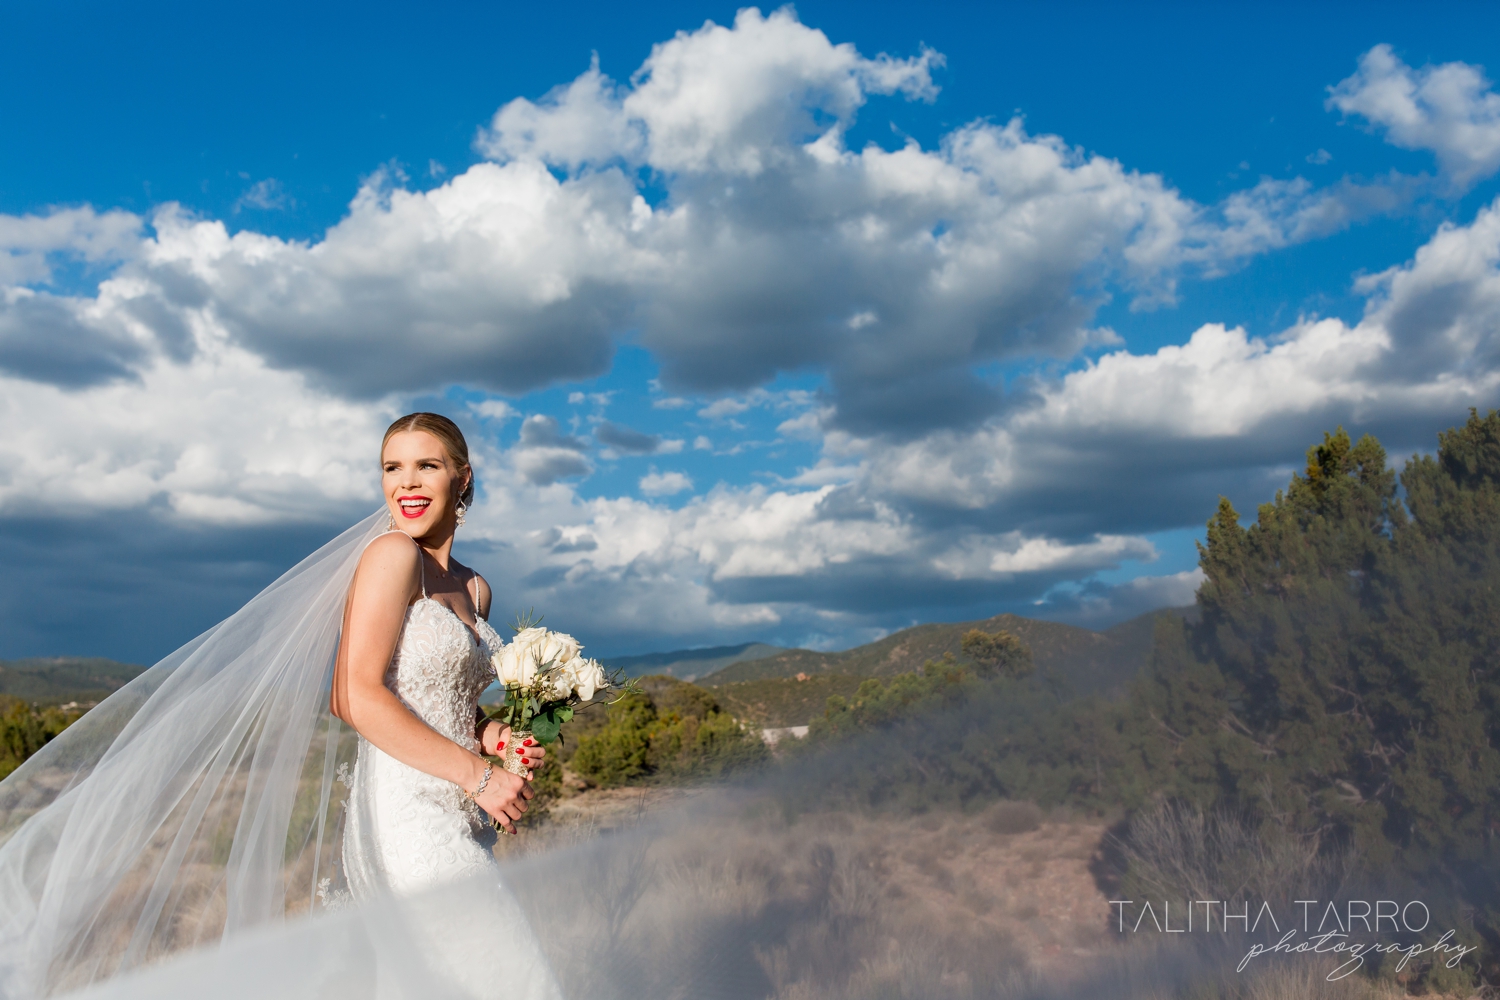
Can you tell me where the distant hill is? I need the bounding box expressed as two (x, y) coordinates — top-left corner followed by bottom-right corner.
(601, 642), (787, 681)
(0, 657), (147, 706)
(697, 608), (1195, 699)
(712, 674), (869, 729)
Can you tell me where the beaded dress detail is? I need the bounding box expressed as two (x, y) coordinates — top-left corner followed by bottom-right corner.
(338, 536), (503, 900)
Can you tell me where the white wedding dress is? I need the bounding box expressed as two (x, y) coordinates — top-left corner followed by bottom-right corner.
(337, 534), (506, 900)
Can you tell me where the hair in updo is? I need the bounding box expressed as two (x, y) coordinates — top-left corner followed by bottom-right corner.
(381, 412), (475, 507)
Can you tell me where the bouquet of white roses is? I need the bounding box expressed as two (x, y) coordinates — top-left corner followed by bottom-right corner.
(487, 616), (630, 777)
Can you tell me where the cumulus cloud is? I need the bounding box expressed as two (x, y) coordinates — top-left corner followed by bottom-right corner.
(827, 194), (1500, 540)
(0, 322), (387, 523)
(512, 414), (592, 484)
(468, 477), (1162, 650)
(487, 195), (1500, 638)
(0, 206), (141, 286)
(1, 8), (1386, 436)
(638, 469), (693, 496)
(1330, 44), (1500, 191)
(6, 19), (1500, 657)
(470, 399), (518, 423)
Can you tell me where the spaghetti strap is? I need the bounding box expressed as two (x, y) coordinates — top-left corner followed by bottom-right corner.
(468, 570), (483, 621)
(413, 538), (427, 599)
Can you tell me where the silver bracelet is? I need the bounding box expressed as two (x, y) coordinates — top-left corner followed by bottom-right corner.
(465, 762), (493, 802)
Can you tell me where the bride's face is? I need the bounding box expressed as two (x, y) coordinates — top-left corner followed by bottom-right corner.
(381, 430), (469, 537)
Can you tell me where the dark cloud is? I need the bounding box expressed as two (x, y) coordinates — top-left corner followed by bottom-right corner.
(0, 510), (360, 664)
(518, 415), (587, 450)
(0, 294), (145, 387)
(515, 450), (592, 485)
(705, 557), (1127, 616)
(825, 367), (1005, 438)
(594, 421), (662, 455)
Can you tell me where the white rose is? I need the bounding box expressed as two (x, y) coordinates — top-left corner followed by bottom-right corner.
(493, 627), (547, 687)
(492, 645), (530, 687)
(538, 631), (582, 668)
(541, 662), (575, 701)
(573, 658), (609, 701)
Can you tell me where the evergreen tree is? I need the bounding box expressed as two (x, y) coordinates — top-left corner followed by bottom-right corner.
(1144, 413), (1500, 879)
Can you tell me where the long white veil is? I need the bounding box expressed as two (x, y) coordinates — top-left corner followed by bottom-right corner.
(0, 510), (387, 997)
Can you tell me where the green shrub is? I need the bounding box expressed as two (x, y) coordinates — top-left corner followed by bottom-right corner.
(570, 676), (769, 787)
(0, 696), (82, 779)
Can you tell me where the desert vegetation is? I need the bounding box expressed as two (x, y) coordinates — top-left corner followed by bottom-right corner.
(0, 696), (82, 780)
(559, 675), (770, 788)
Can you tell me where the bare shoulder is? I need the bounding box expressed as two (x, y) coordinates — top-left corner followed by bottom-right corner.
(353, 532), (422, 591)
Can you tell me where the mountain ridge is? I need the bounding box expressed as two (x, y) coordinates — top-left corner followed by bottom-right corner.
(0, 657), (147, 705)
(699, 607), (1194, 694)
(601, 642), (786, 681)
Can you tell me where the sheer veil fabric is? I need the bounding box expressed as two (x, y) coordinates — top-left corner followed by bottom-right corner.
(0, 511), (558, 999)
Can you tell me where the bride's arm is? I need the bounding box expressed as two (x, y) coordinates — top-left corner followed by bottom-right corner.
(330, 534), (534, 832)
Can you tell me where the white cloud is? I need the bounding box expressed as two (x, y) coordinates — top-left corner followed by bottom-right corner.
(698, 396), (755, 419)
(0, 9), (1395, 442)
(618, 9), (939, 176)
(477, 56), (644, 171)
(7, 19), (1499, 656)
(1035, 569), (1205, 628)
(776, 409), (825, 439)
(1329, 44), (1500, 190)
(470, 398), (517, 422)
(0, 323), (388, 523)
(130, 164), (639, 397)
(502, 188), (1500, 637)
(0, 206), (141, 286)
(834, 195), (1500, 532)
(233, 178), (291, 213)
(639, 469), (693, 496)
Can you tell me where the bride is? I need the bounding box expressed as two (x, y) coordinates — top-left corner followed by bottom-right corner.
(0, 412), (558, 997)
(332, 412), (544, 897)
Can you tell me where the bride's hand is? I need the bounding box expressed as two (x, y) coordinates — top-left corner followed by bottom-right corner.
(482, 722), (548, 773)
(475, 767), (533, 836)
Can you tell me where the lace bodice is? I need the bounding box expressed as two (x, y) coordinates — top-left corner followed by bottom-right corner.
(386, 598), (501, 749)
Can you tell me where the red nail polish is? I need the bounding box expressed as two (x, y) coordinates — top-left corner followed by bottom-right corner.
(498, 742), (506, 750)
(523, 739), (534, 746)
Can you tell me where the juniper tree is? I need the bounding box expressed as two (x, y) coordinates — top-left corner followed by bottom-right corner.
(1142, 413), (1500, 880)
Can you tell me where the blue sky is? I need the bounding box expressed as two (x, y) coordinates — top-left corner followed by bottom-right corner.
(4, 1), (1500, 663)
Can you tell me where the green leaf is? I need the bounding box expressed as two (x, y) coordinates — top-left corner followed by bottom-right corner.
(556, 705), (574, 723)
(530, 711), (561, 744)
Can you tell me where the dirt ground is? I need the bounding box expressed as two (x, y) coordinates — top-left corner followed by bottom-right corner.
(506, 786), (1122, 985)
(497, 787), (1439, 999)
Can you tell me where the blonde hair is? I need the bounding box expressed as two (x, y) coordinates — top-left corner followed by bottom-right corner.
(381, 412), (475, 507)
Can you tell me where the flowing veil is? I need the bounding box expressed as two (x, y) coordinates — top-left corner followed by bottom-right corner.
(0, 511), (388, 996)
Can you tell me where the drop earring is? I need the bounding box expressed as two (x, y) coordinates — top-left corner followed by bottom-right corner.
(455, 500), (467, 528)
(386, 510), (397, 531)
